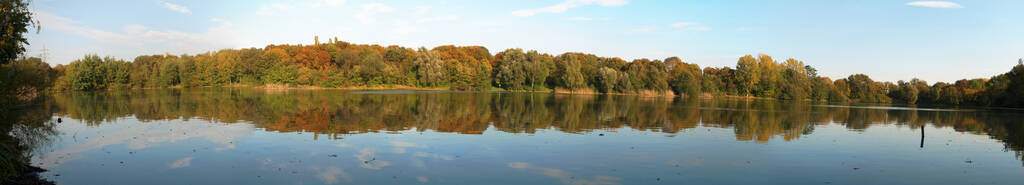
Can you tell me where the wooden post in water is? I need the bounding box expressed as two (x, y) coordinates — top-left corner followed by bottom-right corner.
(920, 125), (924, 148)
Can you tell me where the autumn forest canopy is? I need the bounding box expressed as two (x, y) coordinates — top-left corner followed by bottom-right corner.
(0, 35), (1018, 108)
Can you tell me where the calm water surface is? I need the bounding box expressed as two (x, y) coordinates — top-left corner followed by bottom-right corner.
(4, 88), (1023, 185)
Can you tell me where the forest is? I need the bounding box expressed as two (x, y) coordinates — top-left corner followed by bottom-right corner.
(9, 36), (1020, 108)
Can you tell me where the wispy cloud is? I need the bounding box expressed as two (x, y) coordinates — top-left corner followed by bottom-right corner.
(356, 3), (395, 24)
(513, 0), (628, 17)
(160, 2), (191, 14)
(906, 1), (963, 8)
(568, 17), (593, 21)
(256, 0), (347, 16)
(413, 6), (431, 15)
(317, 0), (347, 7)
(33, 10), (237, 58)
(670, 22), (709, 31)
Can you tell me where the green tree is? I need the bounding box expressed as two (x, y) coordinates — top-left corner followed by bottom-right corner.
(555, 53), (587, 90)
(0, 0), (34, 64)
(735, 55), (759, 96)
(413, 47), (445, 87)
(666, 57), (700, 97)
(780, 58), (809, 100)
(524, 50), (551, 90)
(845, 74), (890, 103)
(595, 67), (619, 93)
(495, 49), (528, 90)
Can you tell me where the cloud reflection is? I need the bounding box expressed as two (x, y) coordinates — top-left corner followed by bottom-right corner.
(508, 162), (620, 185)
(169, 157), (194, 168)
(316, 167), (353, 184)
(35, 118), (254, 168)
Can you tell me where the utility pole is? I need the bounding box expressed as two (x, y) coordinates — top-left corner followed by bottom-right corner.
(39, 45), (49, 62)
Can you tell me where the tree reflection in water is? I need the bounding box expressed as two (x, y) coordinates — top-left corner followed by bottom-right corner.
(7, 88), (1024, 169)
(1, 97), (59, 184)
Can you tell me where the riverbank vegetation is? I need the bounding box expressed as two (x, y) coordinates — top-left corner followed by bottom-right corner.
(0, 0), (56, 184)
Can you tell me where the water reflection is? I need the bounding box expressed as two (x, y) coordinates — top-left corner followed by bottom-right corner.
(49, 89), (1024, 156)
(3, 88), (1024, 184)
(0, 98), (59, 184)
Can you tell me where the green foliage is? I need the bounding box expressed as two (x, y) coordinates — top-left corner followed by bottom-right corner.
(666, 57), (700, 97)
(780, 59), (809, 100)
(524, 50), (552, 90)
(595, 67), (619, 93)
(735, 55), (759, 96)
(0, 0), (34, 64)
(413, 47), (445, 87)
(0, 57), (53, 109)
(626, 59), (669, 92)
(495, 49), (528, 90)
(844, 74), (891, 103)
(263, 63), (299, 85)
(554, 53), (587, 90)
(890, 80), (919, 104)
(61, 55), (131, 91)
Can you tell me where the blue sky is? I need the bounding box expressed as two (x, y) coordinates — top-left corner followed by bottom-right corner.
(24, 0), (1024, 83)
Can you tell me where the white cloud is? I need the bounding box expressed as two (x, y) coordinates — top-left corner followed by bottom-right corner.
(160, 2), (192, 14)
(513, 0), (628, 17)
(906, 1), (963, 8)
(169, 157), (194, 168)
(670, 22), (709, 31)
(356, 3), (395, 24)
(256, 3), (291, 16)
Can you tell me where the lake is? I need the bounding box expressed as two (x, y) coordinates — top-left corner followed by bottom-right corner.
(3, 88), (1023, 185)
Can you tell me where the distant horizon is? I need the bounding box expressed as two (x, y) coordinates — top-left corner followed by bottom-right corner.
(24, 0), (1024, 83)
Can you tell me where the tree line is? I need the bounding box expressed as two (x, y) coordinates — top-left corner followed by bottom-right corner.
(26, 37), (1022, 107)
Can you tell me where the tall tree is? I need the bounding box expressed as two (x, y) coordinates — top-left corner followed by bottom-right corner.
(414, 47), (445, 87)
(0, 0), (34, 64)
(735, 55), (759, 96)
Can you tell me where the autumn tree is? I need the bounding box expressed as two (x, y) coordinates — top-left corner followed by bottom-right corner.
(665, 57), (701, 97)
(735, 55), (759, 96)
